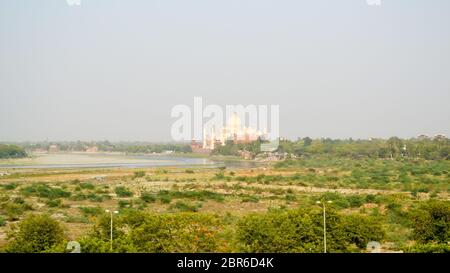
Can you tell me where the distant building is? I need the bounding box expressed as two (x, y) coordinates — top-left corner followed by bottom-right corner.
(434, 134), (447, 140)
(239, 150), (255, 160)
(48, 144), (59, 153)
(190, 139), (212, 154)
(417, 134), (430, 140)
(200, 112), (269, 151)
(33, 148), (48, 154)
(85, 146), (98, 153)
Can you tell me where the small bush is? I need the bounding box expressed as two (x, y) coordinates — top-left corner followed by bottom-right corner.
(347, 195), (365, 208)
(5, 214), (66, 253)
(20, 184), (71, 199)
(241, 195), (259, 203)
(70, 193), (87, 201)
(158, 195), (172, 204)
(365, 194), (376, 203)
(79, 182), (95, 190)
(214, 172), (226, 180)
(79, 206), (103, 216)
(156, 169), (168, 174)
(119, 200), (132, 208)
(140, 192), (156, 203)
(2, 202), (33, 220)
(1, 183), (18, 190)
(46, 199), (62, 208)
(87, 193), (104, 202)
(285, 194), (297, 202)
(115, 186), (133, 197)
(170, 201), (201, 212)
(133, 171), (146, 179)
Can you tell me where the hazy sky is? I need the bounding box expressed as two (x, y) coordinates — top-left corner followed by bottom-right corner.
(1, 0), (449, 142)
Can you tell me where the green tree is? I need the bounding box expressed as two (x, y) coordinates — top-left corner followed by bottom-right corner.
(410, 200), (450, 244)
(6, 214), (67, 253)
(80, 210), (224, 253)
(0, 144), (27, 159)
(236, 209), (384, 253)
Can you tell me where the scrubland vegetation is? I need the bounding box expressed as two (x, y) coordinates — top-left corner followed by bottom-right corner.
(0, 139), (448, 253)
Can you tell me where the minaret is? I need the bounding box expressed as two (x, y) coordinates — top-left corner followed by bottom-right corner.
(210, 127), (216, 150)
(221, 127), (227, 146)
(202, 128), (207, 149)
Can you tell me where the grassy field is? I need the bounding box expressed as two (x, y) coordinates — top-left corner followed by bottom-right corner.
(0, 157), (448, 252)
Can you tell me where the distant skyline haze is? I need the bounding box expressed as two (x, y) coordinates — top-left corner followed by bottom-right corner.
(0, 0), (449, 142)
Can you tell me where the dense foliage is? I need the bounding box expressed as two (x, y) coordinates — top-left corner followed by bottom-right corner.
(0, 144), (26, 159)
(276, 137), (449, 160)
(237, 208), (384, 253)
(12, 141), (192, 154)
(212, 139), (262, 156)
(7, 136), (449, 160)
(410, 200), (450, 244)
(79, 211), (223, 253)
(5, 214), (67, 253)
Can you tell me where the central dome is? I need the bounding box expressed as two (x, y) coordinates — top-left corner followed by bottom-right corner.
(227, 112), (241, 132)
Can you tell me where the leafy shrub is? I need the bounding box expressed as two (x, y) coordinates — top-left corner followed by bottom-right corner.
(170, 201), (201, 212)
(155, 169), (168, 174)
(46, 199), (62, 208)
(365, 194), (376, 203)
(20, 184), (71, 199)
(158, 195), (172, 204)
(410, 200), (450, 244)
(87, 193), (105, 202)
(241, 195), (259, 203)
(1, 201), (33, 220)
(156, 190), (224, 203)
(79, 206), (103, 217)
(5, 214), (66, 253)
(285, 194), (297, 202)
(1, 183), (18, 190)
(213, 172), (226, 180)
(80, 182), (95, 190)
(115, 186), (133, 197)
(237, 209), (384, 253)
(133, 171), (146, 179)
(405, 243), (450, 253)
(82, 211), (223, 252)
(70, 193), (87, 201)
(140, 192), (156, 203)
(119, 200), (133, 208)
(0, 215), (6, 226)
(347, 195), (365, 208)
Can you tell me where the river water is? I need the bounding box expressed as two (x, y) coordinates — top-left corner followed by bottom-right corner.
(0, 153), (259, 169)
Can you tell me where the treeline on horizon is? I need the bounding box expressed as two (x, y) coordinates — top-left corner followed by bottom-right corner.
(0, 144), (27, 159)
(1, 136), (449, 160)
(276, 136), (449, 160)
(213, 136), (449, 160)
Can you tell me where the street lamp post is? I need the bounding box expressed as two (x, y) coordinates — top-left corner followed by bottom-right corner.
(105, 210), (118, 252)
(316, 200), (332, 253)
